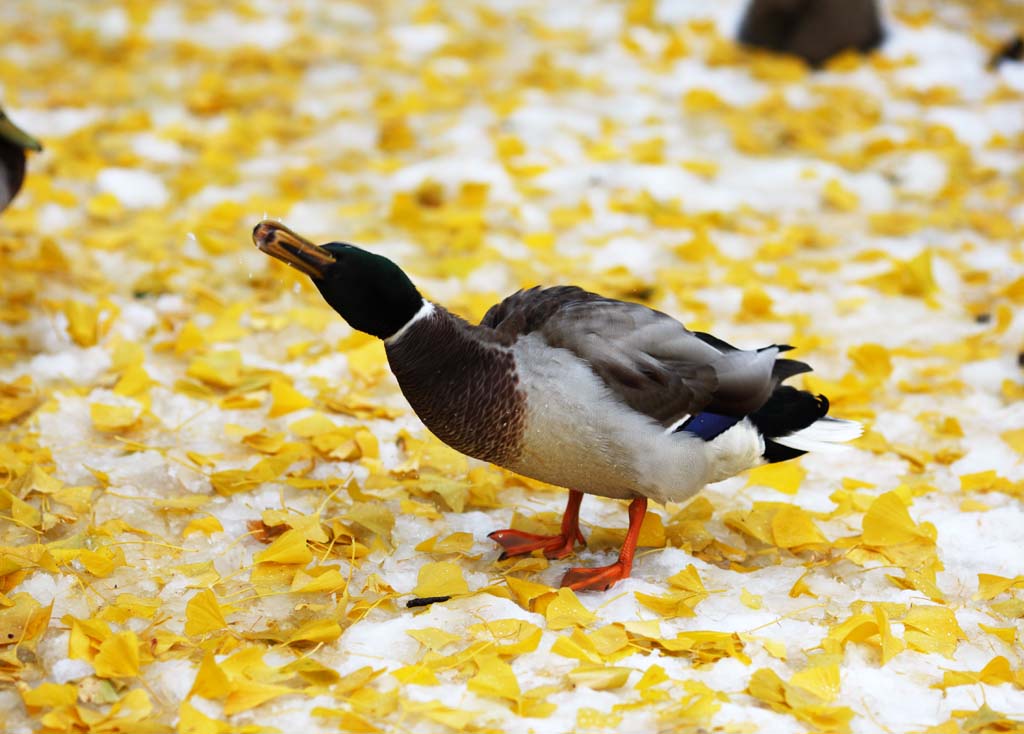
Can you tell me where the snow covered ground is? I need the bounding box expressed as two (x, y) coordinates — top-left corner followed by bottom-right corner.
(1, 1), (1023, 732)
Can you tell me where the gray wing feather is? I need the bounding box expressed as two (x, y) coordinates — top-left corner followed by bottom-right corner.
(482, 286), (786, 427)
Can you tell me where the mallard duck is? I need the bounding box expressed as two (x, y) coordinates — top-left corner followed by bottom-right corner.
(253, 220), (861, 591)
(737, 0), (884, 68)
(0, 107), (42, 213)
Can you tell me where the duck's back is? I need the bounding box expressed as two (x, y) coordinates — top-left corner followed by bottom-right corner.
(482, 286), (794, 421)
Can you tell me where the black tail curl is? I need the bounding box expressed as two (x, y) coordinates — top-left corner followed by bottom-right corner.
(749, 386), (830, 463)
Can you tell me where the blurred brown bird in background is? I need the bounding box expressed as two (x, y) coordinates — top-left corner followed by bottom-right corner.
(989, 34), (1023, 69)
(737, 0), (884, 67)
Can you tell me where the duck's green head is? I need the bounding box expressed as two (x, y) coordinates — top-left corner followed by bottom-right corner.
(253, 220), (423, 340)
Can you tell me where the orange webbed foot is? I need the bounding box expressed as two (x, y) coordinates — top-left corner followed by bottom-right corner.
(488, 528), (584, 560)
(489, 489), (585, 561)
(559, 561), (631, 592)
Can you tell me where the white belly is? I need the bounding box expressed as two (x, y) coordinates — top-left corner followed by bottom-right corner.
(505, 334), (736, 504)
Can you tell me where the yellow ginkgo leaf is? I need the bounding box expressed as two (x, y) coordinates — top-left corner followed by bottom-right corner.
(86, 688), (154, 731)
(505, 576), (557, 612)
(184, 588), (228, 636)
(10, 464), (62, 496)
(344, 503), (395, 539)
(224, 679), (296, 715)
(862, 492), (928, 546)
(253, 529), (313, 565)
(823, 178), (859, 212)
(345, 340), (388, 384)
(790, 657), (840, 702)
(747, 668), (854, 733)
(187, 351), (243, 389)
(550, 631), (602, 664)
(637, 511), (667, 547)
(268, 378), (312, 418)
(634, 590), (705, 618)
(771, 505), (827, 548)
(90, 403), (140, 433)
(407, 627), (461, 652)
(413, 561), (469, 598)
(959, 470), (1003, 492)
(667, 564), (706, 593)
(92, 630), (141, 678)
(113, 364), (152, 397)
(937, 656), (1016, 689)
(635, 664), (669, 690)
(737, 286), (774, 320)
(290, 567), (347, 594)
(392, 664), (440, 686)
(187, 652), (231, 700)
(740, 589), (763, 609)
(823, 613), (877, 655)
(586, 625), (630, 659)
(66, 615), (110, 661)
(8, 493), (41, 528)
(177, 700), (232, 734)
(99, 595), (159, 625)
(1001, 428), (1024, 455)
(467, 653), (520, 701)
(544, 588), (597, 630)
(285, 619), (342, 646)
(746, 462), (805, 495)
(0, 376), (39, 424)
(174, 321), (205, 354)
(63, 300), (101, 347)
(406, 701), (478, 731)
(21, 682), (78, 710)
(567, 664), (632, 690)
(204, 302), (247, 342)
(415, 532), (475, 554)
(848, 343), (892, 381)
(183, 516), (223, 538)
(470, 619), (543, 656)
(976, 573), (1024, 601)
(875, 604), (905, 664)
(241, 429), (286, 454)
(79, 547), (126, 577)
(978, 623), (1017, 645)
(288, 413), (337, 437)
(0, 594), (51, 647)
(903, 605), (965, 658)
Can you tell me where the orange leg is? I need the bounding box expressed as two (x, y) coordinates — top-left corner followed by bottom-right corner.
(560, 496), (647, 592)
(489, 490), (586, 560)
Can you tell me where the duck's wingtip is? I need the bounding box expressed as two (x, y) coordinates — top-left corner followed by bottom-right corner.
(771, 417), (862, 453)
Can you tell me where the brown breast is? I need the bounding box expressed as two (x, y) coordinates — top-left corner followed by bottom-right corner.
(384, 307), (526, 467)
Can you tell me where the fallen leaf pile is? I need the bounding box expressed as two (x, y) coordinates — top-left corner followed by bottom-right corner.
(1, 0), (1023, 732)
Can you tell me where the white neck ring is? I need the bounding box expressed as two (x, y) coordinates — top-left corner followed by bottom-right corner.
(384, 300), (435, 345)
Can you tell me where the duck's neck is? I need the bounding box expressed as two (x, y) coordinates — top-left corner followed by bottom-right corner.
(383, 303), (525, 466)
(382, 300), (437, 347)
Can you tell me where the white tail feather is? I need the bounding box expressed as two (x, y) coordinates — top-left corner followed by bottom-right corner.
(772, 417), (862, 453)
